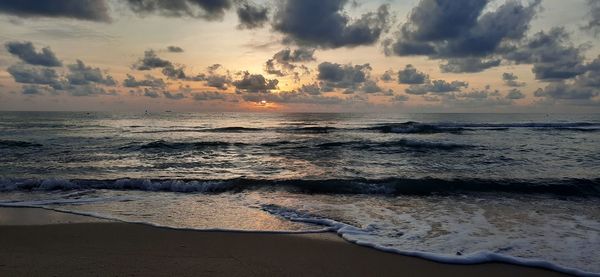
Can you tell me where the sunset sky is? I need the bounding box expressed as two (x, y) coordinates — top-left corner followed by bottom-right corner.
(0, 0), (598, 112)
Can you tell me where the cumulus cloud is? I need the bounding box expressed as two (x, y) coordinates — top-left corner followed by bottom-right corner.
(317, 62), (371, 90)
(502, 73), (526, 87)
(380, 70), (395, 82)
(233, 71), (279, 93)
(265, 47), (315, 77)
(133, 50), (188, 80)
(405, 80), (468, 95)
(582, 0), (600, 36)
(66, 60), (116, 86)
(397, 64), (428, 84)
(7, 64), (60, 86)
(385, 0), (540, 73)
(123, 74), (166, 88)
(163, 91), (186, 100)
(124, 0), (232, 21)
(5, 41), (62, 67)
(506, 88), (525, 99)
(534, 56), (600, 101)
(134, 50), (172, 70)
(440, 58), (501, 73)
(242, 90), (345, 105)
(0, 0), (111, 22)
(166, 46), (184, 53)
(237, 1), (269, 29)
(192, 91), (227, 101)
(273, 0), (390, 48)
(504, 28), (587, 81)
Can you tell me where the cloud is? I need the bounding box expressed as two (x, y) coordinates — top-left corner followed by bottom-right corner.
(123, 74), (166, 88)
(66, 60), (116, 86)
(0, 0), (111, 22)
(317, 62), (371, 90)
(392, 94), (410, 102)
(361, 80), (382, 94)
(21, 85), (48, 95)
(265, 47), (315, 77)
(134, 50), (172, 70)
(272, 0), (390, 48)
(233, 71), (279, 93)
(503, 28), (587, 81)
(192, 91), (227, 101)
(163, 91), (186, 100)
(5, 41), (62, 67)
(242, 90), (345, 105)
(237, 1), (269, 29)
(439, 58), (501, 73)
(582, 0), (600, 36)
(166, 46), (184, 53)
(143, 88), (161, 98)
(124, 0), (232, 21)
(502, 73), (526, 87)
(534, 56), (600, 101)
(506, 88), (525, 99)
(385, 0), (540, 73)
(133, 50), (187, 80)
(380, 70), (394, 82)
(397, 64), (427, 84)
(68, 85), (116, 97)
(7, 64), (60, 85)
(405, 79), (468, 95)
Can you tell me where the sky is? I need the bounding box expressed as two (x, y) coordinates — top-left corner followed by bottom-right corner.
(0, 0), (598, 113)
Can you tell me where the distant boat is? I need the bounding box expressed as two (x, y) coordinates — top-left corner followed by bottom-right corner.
(165, 110), (173, 113)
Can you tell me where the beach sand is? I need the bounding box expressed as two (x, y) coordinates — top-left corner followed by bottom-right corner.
(0, 207), (566, 277)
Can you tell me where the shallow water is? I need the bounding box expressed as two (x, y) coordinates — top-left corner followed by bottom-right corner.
(1, 112), (599, 275)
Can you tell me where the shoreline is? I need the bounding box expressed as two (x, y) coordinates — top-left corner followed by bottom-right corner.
(0, 207), (567, 277)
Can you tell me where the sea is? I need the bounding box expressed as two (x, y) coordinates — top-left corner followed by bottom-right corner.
(0, 112), (599, 276)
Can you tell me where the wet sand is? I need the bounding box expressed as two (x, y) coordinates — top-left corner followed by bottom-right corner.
(0, 207), (566, 276)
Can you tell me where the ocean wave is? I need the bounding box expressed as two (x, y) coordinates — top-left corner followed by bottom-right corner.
(1, 177), (598, 197)
(0, 140), (43, 148)
(121, 140), (246, 151)
(317, 139), (472, 151)
(279, 126), (339, 133)
(367, 121), (600, 134)
(261, 204), (598, 277)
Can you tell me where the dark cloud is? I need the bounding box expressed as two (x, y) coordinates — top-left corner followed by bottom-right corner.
(123, 74), (166, 88)
(392, 94), (410, 102)
(265, 47), (315, 77)
(385, 0), (539, 73)
(502, 73), (526, 87)
(143, 88), (161, 98)
(405, 80), (468, 95)
(397, 64), (427, 84)
(5, 41), (62, 67)
(69, 85), (117, 97)
(66, 60), (116, 86)
(506, 88), (525, 99)
(192, 91), (227, 101)
(298, 83), (321, 95)
(124, 0), (232, 21)
(237, 1), (269, 29)
(134, 50), (172, 70)
(504, 28), (587, 81)
(233, 72), (279, 93)
(317, 62), (371, 90)
(21, 85), (47, 95)
(534, 56), (600, 101)
(582, 0), (600, 36)
(242, 91), (345, 105)
(361, 80), (382, 94)
(0, 0), (111, 22)
(163, 91), (186, 100)
(7, 64), (60, 85)
(166, 46), (184, 53)
(380, 70), (394, 82)
(133, 50), (188, 80)
(440, 58), (501, 73)
(273, 0), (390, 48)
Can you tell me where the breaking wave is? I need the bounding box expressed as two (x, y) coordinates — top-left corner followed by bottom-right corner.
(1, 177), (598, 197)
